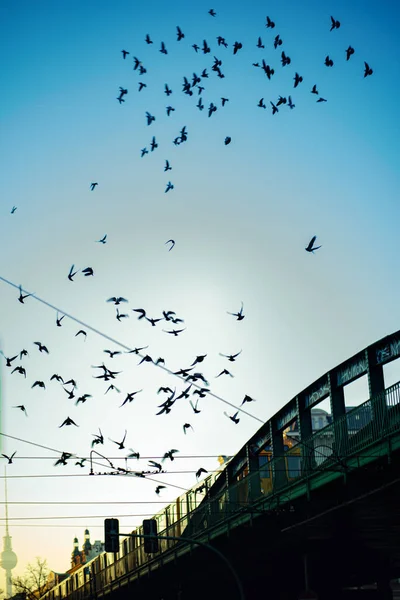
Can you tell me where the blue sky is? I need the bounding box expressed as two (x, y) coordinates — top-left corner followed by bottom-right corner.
(1, 0), (400, 587)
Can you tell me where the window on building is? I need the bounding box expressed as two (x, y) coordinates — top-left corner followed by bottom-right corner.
(258, 454), (270, 478)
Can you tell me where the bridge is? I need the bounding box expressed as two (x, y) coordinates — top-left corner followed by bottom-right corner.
(62, 329), (400, 600)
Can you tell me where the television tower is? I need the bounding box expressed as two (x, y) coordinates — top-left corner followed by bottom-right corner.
(1, 471), (18, 598)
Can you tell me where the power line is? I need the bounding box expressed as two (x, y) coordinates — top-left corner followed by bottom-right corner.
(0, 275), (264, 423)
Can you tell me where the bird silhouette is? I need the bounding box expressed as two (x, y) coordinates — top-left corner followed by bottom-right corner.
(150, 137), (158, 151)
(281, 51), (291, 66)
(59, 417), (78, 427)
(216, 36), (227, 47)
(163, 328), (185, 336)
(2, 452), (16, 464)
(233, 41), (243, 54)
(116, 308), (129, 321)
(138, 82), (147, 92)
(145, 34), (152, 44)
(121, 50), (129, 59)
(82, 267), (94, 277)
(241, 394), (256, 405)
(164, 160), (172, 172)
(56, 314), (65, 327)
(107, 296), (128, 305)
(34, 341), (49, 353)
(166, 106), (175, 116)
(91, 429), (104, 447)
(126, 345), (148, 355)
(227, 302), (245, 320)
(330, 16), (340, 31)
(256, 37), (264, 49)
(165, 181), (174, 193)
(146, 112), (155, 126)
(4, 354), (18, 367)
(192, 44), (200, 52)
(54, 452), (73, 466)
(162, 449), (179, 461)
(19, 349), (28, 359)
(75, 394), (92, 405)
(105, 384), (121, 394)
(120, 390), (142, 407)
(109, 430), (127, 449)
(90, 182), (98, 191)
(346, 46), (355, 61)
(75, 458), (86, 467)
(176, 26), (184, 41)
(219, 350), (242, 361)
(190, 399), (201, 414)
(183, 423), (194, 434)
(165, 239), (175, 251)
(224, 136), (231, 145)
(63, 387), (75, 400)
(262, 61), (274, 79)
(11, 206), (17, 214)
(276, 96), (287, 107)
(316, 97), (327, 103)
(364, 62), (373, 77)
(96, 234), (107, 244)
(258, 98), (266, 109)
(13, 405), (28, 416)
(305, 235), (322, 253)
(196, 467), (208, 479)
(216, 369), (234, 378)
(155, 485), (166, 494)
(202, 40), (211, 54)
(127, 449), (140, 459)
(148, 460), (162, 471)
(68, 265), (78, 281)
(324, 56), (334, 67)
(11, 366), (26, 377)
(265, 15), (275, 28)
(18, 285), (33, 304)
(75, 330), (87, 340)
(104, 349), (122, 358)
(50, 373), (64, 383)
(141, 147), (148, 157)
(224, 411), (240, 424)
(160, 41), (168, 55)
(294, 72), (303, 87)
(273, 35), (282, 49)
(311, 84), (319, 95)
(208, 8), (216, 16)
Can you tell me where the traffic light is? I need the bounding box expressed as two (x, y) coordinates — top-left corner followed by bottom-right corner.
(104, 518), (119, 552)
(143, 519), (158, 553)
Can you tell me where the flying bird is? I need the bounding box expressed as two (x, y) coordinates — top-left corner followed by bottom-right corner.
(75, 330), (87, 339)
(146, 112), (155, 126)
(305, 235), (322, 253)
(294, 72), (303, 87)
(224, 136), (231, 145)
(56, 314), (65, 327)
(2, 452), (16, 464)
(164, 160), (172, 172)
(324, 56), (334, 67)
(166, 106), (175, 116)
(216, 369), (234, 378)
(107, 296), (128, 305)
(150, 136), (158, 151)
(138, 82), (147, 92)
(127, 449), (140, 459)
(13, 405), (28, 416)
(165, 181), (174, 193)
(19, 349), (28, 359)
(160, 41), (168, 55)
(11, 206), (17, 214)
(346, 46), (355, 61)
(68, 265), (78, 281)
(109, 430), (127, 449)
(163, 328), (185, 336)
(104, 349), (122, 358)
(256, 37), (264, 49)
(12, 365), (26, 377)
(273, 35), (282, 49)
(219, 350), (242, 361)
(91, 429), (104, 447)
(121, 50), (129, 59)
(281, 51), (291, 66)
(227, 302), (245, 320)
(90, 182), (98, 191)
(148, 460), (162, 471)
(116, 308), (129, 321)
(258, 98), (266, 109)
(165, 239), (175, 251)
(190, 399), (201, 414)
(233, 41), (243, 55)
(145, 34), (152, 44)
(18, 285), (33, 304)
(34, 341), (49, 353)
(208, 9), (216, 16)
(224, 411), (240, 424)
(196, 467), (208, 479)
(155, 485), (166, 494)
(183, 423), (193, 434)
(265, 16), (275, 28)
(364, 62), (373, 77)
(120, 390), (143, 407)
(330, 16), (340, 31)
(54, 452), (73, 466)
(59, 417), (78, 427)
(317, 97), (327, 103)
(4, 354), (18, 367)
(82, 267), (94, 277)
(162, 449), (179, 461)
(176, 26), (184, 41)
(96, 234), (107, 244)
(105, 384), (121, 394)
(241, 394), (256, 405)
(75, 394), (92, 405)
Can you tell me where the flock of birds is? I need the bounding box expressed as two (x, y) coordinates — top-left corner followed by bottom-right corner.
(3, 10), (375, 495)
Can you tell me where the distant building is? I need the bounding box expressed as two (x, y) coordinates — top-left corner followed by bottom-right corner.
(68, 530), (104, 574)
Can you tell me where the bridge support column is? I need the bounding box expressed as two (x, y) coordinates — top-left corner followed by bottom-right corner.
(329, 372), (348, 459)
(297, 394), (315, 475)
(366, 348), (388, 434)
(271, 420), (287, 489)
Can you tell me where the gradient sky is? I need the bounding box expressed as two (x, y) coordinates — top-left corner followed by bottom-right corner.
(1, 0), (400, 589)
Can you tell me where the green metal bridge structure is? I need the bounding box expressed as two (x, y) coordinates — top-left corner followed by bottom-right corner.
(59, 329), (400, 600)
